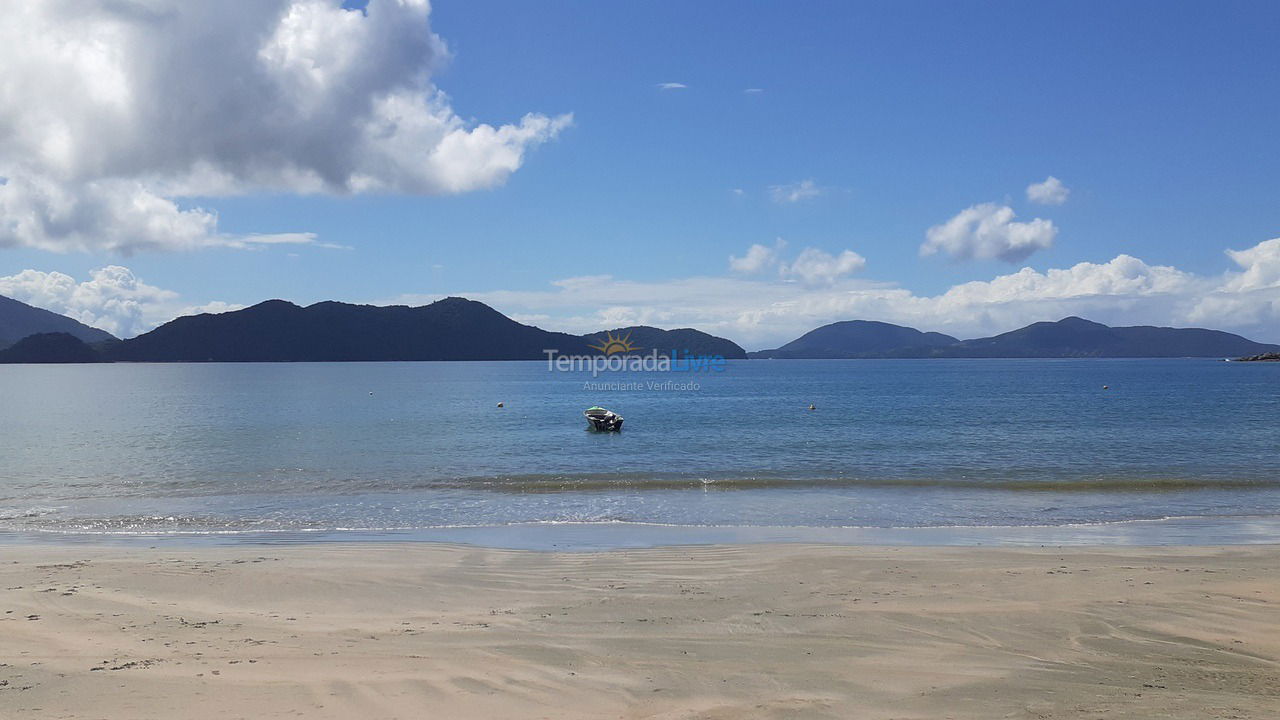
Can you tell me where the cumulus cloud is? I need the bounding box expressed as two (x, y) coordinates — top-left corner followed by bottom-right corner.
(730, 241), (865, 285)
(779, 248), (867, 285)
(729, 241), (783, 275)
(1026, 176), (1071, 205)
(656, 82), (687, 90)
(925, 255), (1201, 335)
(0, 266), (237, 337)
(1220, 237), (1280, 292)
(769, 179), (823, 204)
(921, 203), (1057, 263)
(1187, 237), (1280, 327)
(0, 173), (352, 253)
(0, 1), (570, 253)
(383, 237), (1280, 349)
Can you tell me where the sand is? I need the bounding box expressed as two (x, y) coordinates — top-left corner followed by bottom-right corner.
(1, 543), (1277, 719)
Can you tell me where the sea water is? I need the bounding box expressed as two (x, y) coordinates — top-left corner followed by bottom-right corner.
(1, 359), (1278, 546)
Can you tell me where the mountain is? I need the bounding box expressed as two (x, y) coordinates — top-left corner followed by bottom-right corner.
(0, 295), (117, 349)
(106, 297), (589, 362)
(0, 332), (103, 363)
(932, 317), (1280, 358)
(758, 316), (1280, 359)
(22, 297), (1267, 363)
(104, 297), (747, 362)
(582, 326), (747, 359)
(750, 320), (957, 359)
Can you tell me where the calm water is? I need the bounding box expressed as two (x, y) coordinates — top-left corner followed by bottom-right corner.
(1, 359), (1279, 545)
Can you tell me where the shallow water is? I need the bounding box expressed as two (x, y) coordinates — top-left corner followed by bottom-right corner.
(1, 358), (1278, 544)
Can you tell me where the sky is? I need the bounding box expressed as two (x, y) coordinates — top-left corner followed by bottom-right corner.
(0, 0), (1278, 350)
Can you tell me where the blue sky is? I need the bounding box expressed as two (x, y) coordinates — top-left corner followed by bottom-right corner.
(1, 1), (1278, 348)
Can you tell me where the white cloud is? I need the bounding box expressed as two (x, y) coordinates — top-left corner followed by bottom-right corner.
(1220, 237), (1280, 292)
(0, 171), (347, 254)
(219, 233), (351, 251)
(0, 266), (234, 337)
(743, 88), (764, 94)
(769, 179), (823, 204)
(386, 237), (1280, 349)
(12, 239), (1280, 350)
(729, 241), (783, 275)
(729, 241), (865, 286)
(1187, 237), (1280, 327)
(921, 203), (1057, 263)
(0, 1), (570, 253)
(1026, 176), (1071, 205)
(941, 255), (1194, 304)
(656, 82), (687, 90)
(779, 248), (867, 285)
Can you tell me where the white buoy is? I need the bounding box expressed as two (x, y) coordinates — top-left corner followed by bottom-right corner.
(497, 402), (504, 408)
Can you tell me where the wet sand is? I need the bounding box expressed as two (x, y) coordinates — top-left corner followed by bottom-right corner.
(2, 543), (1278, 719)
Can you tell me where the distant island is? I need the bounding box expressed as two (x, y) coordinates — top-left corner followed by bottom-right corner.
(0, 332), (105, 364)
(751, 320), (959, 359)
(752, 316), (1280, 359)
(2, 292), (1278, 363)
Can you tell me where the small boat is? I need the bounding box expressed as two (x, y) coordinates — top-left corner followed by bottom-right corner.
(584, 406), (624, 432)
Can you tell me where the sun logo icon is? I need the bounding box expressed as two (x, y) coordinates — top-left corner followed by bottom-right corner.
(588, 330), (641, 355)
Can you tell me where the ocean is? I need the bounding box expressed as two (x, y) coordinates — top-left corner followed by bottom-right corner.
(2, 358), (1279, 547)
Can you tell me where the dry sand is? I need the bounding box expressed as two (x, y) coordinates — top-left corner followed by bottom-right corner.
(1, 543), (1277, 719)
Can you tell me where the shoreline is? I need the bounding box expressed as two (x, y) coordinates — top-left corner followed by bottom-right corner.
(4, 513), (1280, 550)
(2, 542), (1278, 719)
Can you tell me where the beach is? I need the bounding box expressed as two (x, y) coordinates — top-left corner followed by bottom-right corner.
(2, 543), (1277, 719)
